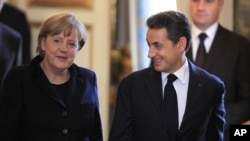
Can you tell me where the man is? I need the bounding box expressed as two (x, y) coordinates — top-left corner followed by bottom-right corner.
(187, 1), (250, 140)
(0, 2), (31, 64)
(0, 0), (22, 87)
(109, 11), (226, 141)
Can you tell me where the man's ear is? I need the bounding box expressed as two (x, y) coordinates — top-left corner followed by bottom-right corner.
(178, 36), (187, 51)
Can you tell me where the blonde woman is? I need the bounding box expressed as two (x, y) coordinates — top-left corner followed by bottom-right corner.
(0, 12), (103, 141)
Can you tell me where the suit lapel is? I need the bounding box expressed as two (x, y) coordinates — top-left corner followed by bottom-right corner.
(35, 73), (67, 108)
(145, 68), (165, 124)
(34, 64), (86, 109)
(180, 62), (206, 127)
(186, 25), (226, 70)
(67, 72), (85, 107)
(204, 25), (226, 70)
(31, 56), (69, 108)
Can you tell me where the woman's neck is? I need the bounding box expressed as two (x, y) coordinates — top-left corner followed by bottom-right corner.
(40, 62), (70, 84)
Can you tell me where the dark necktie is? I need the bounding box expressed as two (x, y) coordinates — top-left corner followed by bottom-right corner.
(164, 74), (178, 140)
(195, 33), (207, 67)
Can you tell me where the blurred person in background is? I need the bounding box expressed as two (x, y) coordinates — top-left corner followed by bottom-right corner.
(187, 0), (250, 140)
(0, 2), (31, 64)
(0, 0), (22, 88)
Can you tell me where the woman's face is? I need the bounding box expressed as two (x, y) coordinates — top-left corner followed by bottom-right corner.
(41, 29), (79, 72)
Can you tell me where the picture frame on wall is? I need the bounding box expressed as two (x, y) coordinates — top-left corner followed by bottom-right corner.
(28, 0), (93, 9)
(234, 0), (250, 41)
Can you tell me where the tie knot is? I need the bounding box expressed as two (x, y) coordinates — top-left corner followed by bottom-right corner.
(167, 74), (177, 83)
(199, 33), (207, 42)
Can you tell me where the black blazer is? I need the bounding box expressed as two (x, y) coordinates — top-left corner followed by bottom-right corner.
(0, 22), (22, 87)
(109, 60), (225, 141)
(186, 25), (250, 130)
(0, 56), (103, 141)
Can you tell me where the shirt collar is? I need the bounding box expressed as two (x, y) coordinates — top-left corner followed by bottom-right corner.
(192, 22), (218, 40)
(161, 58), (189, 84)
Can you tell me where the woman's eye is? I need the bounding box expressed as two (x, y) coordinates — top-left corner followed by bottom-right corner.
(69, 42), (77, 47)
(54, 39), (61, 43)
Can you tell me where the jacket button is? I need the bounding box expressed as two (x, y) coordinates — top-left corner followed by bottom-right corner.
(62, 129), (68, 134)
(62, 111), (68, 117)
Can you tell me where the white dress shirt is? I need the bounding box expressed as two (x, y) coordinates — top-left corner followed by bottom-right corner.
(191, 22), (218, 61)
(161, 58), (189, 128)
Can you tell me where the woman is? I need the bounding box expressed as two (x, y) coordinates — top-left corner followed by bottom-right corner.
(0, 12), (103, 141)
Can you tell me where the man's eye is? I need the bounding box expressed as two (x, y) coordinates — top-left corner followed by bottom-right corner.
(155, 44), (163, 49)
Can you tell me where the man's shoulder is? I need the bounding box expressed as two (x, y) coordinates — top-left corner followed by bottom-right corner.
(189, 61), (224, 86)
(1, 3), (26, 16)
(128, 67), (154, 77)
(218, 25), (249, 42)
(70, 64), (96, 79)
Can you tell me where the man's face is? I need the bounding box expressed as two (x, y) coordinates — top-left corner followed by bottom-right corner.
(190, 0), (224, 30)
(147, 28), (186, 73)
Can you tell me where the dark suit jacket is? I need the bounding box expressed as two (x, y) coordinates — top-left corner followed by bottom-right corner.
(0, 56), (103, 141)
(186, 25), (250, 140)
(109, 60), (225, 141)
(0, 22), (22, 88)
(0, 3), (31, 64)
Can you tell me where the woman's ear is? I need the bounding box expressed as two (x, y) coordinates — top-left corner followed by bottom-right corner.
(41, 38), (45, 50)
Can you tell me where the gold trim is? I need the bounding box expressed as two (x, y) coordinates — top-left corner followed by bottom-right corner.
(28, 0), (93, 9)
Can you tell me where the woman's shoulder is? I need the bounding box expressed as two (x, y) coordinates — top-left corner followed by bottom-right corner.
(70, 64), (96, 78)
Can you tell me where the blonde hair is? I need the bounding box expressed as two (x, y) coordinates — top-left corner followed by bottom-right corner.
(36, 12), (87, 57)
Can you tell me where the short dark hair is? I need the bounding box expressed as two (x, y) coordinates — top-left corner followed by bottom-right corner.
(146, 11), (191, 50)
